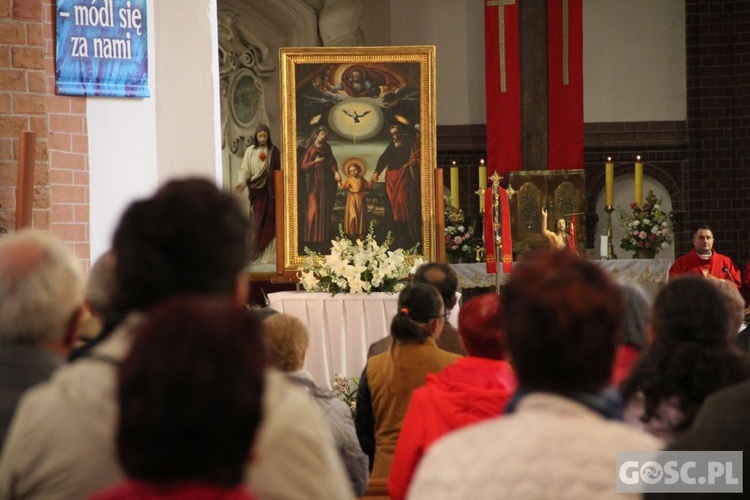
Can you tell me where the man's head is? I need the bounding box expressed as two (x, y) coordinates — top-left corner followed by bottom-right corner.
(113, 178), (251, 316)
(653, 275), (732, 345)
(413, 262), (458, 311)
(0, 230), (84, 346)
(85, 251), (120, 330)
(710, 278), (745, 337)
(555, 217), (566, 233)
(501, 250), (623, 393)
(692, 226), (714, 255)
(389, 123), (403, 143)
(458, 293), (507, 360)
(263, 313), (310, 372)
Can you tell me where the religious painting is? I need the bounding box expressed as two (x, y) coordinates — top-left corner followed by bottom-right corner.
(279, 46), (437, 273)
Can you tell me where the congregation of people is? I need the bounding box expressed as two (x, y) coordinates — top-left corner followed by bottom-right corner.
(3, 179), (750, 498)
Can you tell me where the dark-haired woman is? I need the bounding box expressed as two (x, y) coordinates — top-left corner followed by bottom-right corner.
(91, 297), (266, 500)
(621, 276), (750, 443)
(354, 283), (463, 480)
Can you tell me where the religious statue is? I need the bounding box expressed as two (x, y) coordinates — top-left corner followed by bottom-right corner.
(235, 124), (280, 262)
(540, 206), (567, 250)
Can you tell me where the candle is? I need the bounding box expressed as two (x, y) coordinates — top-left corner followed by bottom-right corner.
(478, 159), (487, 214)
(605, 157), (614, 207)
(634, 155), (643, 205)
(600, 236), (608, 258)
(450, 161), (459, 209)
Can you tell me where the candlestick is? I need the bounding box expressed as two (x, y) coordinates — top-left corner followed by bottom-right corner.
(477, 159), (487, 214)
(605, 157), (614, 207)
(634, 155), (643, 206)
(604, 205), (617, 260)
(450, 161), (459, 209)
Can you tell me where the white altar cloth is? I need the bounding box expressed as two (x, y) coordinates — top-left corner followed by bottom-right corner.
(268, 292), (400, 390)
(267, 291), (460, 389)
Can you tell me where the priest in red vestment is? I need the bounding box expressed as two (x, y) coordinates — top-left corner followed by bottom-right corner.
(669, 226), (741, 288)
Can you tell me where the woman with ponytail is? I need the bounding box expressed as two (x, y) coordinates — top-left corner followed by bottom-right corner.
(354, 283), (463, 481)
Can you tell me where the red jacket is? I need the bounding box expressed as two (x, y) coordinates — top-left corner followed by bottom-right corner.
(611, 344), (642, 387)
(388, 357), (516, 500)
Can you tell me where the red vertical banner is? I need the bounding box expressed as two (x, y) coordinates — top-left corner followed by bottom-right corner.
(547, 0), (583, 169)
(485, 0), (522, 175)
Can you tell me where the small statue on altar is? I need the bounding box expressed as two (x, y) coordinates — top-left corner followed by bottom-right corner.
(541, 207), (568, 250)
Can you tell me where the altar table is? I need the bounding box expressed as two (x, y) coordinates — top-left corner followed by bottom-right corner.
(452, 259), (671, 299)
(267, 291), (460, 389)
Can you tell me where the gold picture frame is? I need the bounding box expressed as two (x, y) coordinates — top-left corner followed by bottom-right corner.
(278, 46), (437, 274)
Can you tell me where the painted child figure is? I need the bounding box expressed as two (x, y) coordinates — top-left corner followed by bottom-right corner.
(339, 161), (371, 238)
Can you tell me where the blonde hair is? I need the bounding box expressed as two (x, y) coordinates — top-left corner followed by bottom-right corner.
(263, 313), (310, 372)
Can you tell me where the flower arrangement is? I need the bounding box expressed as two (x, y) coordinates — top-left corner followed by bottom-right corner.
(332, 373), (358, 416)
(444, 202), (475, 262)
(617, 189), (673, 255)
(298, 224), (423, 294)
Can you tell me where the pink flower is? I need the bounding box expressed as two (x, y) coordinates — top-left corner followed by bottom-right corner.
(454, 236), (462, 244)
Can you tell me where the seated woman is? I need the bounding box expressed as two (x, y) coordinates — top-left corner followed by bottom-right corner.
(621, 276), (750, 443)
(388, 293), (516, 500)
(91, 297), (266, 500)
(407, 250), (661, 499)
(355, 283), (463, 481)
(262, 313), (369, 496)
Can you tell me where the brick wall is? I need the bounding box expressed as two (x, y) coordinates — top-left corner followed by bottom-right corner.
(0, 0), (90, 269)
(685, 0), (750, 267)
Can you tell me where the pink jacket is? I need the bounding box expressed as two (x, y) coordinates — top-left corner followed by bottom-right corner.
(388, 357), (516, 500)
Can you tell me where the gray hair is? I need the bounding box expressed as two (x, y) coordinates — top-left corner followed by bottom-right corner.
(0, 230), (84, 343)
(710, 278), (745, 336)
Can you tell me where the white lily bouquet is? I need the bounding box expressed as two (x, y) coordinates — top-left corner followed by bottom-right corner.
(298, 224), (423, 294)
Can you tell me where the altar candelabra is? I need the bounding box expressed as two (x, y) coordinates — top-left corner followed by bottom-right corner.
(604, 205), (617, 260)
(489, 172), (503, 293)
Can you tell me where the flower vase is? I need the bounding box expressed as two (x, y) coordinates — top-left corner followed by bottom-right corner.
(446, 252), (462, 264)
(634, 248), (656, 259)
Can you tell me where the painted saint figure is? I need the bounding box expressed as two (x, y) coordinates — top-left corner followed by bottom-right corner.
(235, 125), (280, 262)
(300, 125), (341, 246)
(372, 123), (421, 248)
(338, 161), (371, 238)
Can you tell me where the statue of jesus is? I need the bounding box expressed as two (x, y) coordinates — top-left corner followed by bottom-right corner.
(541, 207), (567, 250)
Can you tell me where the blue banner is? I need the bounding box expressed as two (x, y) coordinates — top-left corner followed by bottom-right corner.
(55, 0), (149, 97)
